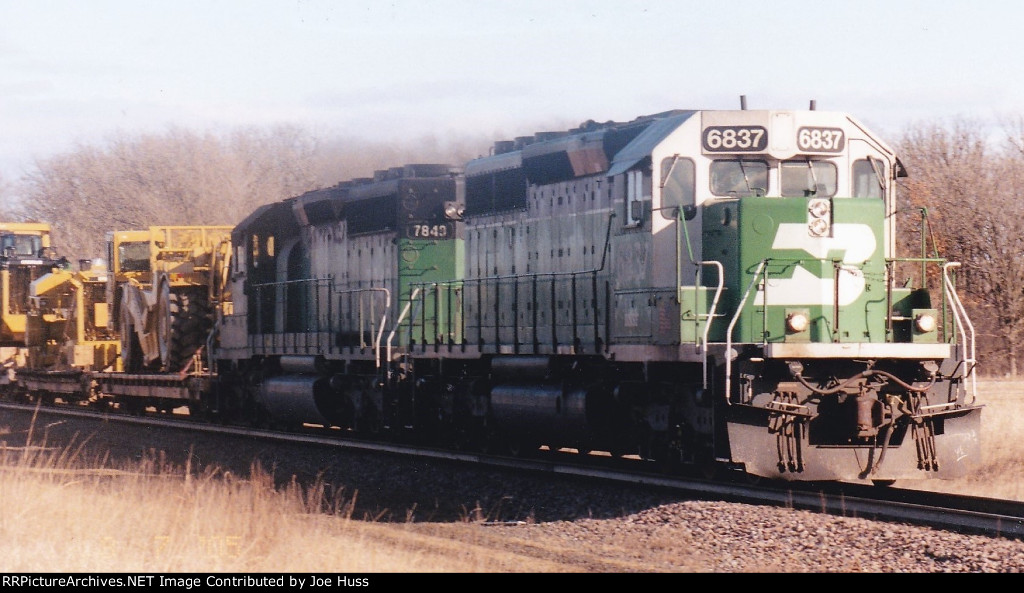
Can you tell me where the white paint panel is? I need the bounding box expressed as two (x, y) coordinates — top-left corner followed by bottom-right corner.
(771, 223), (876, 263)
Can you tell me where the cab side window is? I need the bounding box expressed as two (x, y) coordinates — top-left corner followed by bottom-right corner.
(853, 158), (886, 198)
(118, 242), (151, 273)
(660, 156), (695, 220)
(625, 169), (651, 227)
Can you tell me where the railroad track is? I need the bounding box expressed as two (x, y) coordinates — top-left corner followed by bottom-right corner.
(2, 399), (1022, 540)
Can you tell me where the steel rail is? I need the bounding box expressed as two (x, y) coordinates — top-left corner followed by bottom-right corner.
(1, 400), (1021, 540)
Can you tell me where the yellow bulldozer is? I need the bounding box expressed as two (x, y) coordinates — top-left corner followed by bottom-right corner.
(107, 226), (233, 373)
(0, 222), (62, 390)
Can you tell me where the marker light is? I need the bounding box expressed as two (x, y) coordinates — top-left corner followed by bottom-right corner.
(807, 198), (831, 237)
(808, 198), (830, 218)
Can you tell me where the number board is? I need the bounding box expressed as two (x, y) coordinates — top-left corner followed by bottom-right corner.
(796, 127), (845, 153)
(405, 222), (454, 240)
(702, 126), (768, 153)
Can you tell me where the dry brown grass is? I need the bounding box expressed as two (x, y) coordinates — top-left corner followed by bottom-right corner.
(0, 411), (571, 572)
(904, 378), (1024, 501)
(0, 379), (1020, 572)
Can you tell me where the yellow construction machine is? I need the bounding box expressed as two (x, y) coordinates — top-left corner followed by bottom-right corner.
(0, 222), (63, 390)
(106, 226), (233, 373)
(20, 258), (121, 401)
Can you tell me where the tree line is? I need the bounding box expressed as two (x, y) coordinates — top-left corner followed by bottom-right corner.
(1, 124), (491, 258)
(0, 117), (1021, 376)
(896, 117), (1024, 376)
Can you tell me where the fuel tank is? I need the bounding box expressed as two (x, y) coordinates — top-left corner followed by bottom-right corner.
(257, 374), (335, 427)
(489, 383), (590, 446)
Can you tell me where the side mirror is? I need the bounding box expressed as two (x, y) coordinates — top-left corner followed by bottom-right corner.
(628, 199), (644, 226)
(682, 205), (697, 221)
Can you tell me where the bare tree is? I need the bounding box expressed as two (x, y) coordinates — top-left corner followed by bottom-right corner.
(0, 172), (10, 217)
(897, 119), (1024, 376)
(19, 126), (332, 257)
(15, 124), (495, 260)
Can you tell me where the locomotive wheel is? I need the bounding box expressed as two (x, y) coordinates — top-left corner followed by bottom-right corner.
(90, 398), (113, 412)
(186, 402), (207, 421)
(697, 457), (721, 480)
(120, 398), (146, 416)
(506, 441), (525, 457)
(450, 428), (473, 452)
(506, 439), (540, 458)
(642, 438), (684, 475)
(355, 403), (383, 435)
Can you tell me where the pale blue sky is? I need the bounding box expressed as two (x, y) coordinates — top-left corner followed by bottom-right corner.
(1, 0), (1019, 180)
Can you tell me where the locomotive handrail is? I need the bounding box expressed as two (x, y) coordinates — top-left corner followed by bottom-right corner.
(248, 278), (389, 358)
(720, 257), (976, 407)
(205, 323), (217, 376)
(409, 267), (607, 354)
(333, 286), (391, 368)
(673, 198), (725, 388)
(405, 278), (462, 350)
(418, 266), (606, 285)
(331, 286), (391, 360)
(249, 276), (327, 354)
(723, 260), (767, 406)
(387, 287), (421, 382)
(942, 262), (977, 404)
(698, 260), (724, 389)
(884, 255), (977, 404)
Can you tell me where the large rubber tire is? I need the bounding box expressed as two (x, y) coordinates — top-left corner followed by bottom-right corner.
(156, 279), (172, 370)
(162, 290), (212, 373)
(120, 297), (144, 373)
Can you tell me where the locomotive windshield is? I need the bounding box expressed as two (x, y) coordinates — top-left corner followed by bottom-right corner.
(780, 159), (837, 197)
(710, 159), (768, 196)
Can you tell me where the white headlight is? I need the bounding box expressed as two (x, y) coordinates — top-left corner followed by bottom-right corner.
(786, 312), (810, 333)
(914, 313), (937, 333)
(443, 201), (464, 220)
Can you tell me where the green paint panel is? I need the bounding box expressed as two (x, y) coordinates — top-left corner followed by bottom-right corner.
(679, 286), (724, 343)
(700, 197), (887, 344)
(397, 238), (465, 346)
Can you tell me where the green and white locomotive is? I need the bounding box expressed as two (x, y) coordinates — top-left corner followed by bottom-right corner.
(220, 106), (981, 484)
